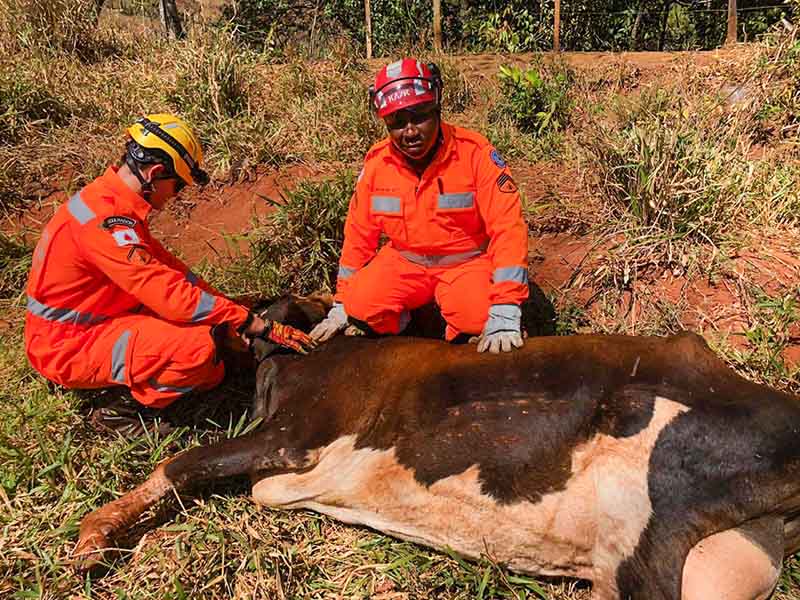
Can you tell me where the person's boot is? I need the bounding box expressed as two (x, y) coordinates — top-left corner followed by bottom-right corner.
(88, 394), (174, 439)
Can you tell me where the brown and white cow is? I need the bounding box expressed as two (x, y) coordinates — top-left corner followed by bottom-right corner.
(75, 298), (800, 600)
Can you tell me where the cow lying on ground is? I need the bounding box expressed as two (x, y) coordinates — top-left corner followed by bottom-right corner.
(75, 296), (800, 600)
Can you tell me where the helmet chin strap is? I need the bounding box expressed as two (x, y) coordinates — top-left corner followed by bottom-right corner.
(125, 153), (154, 201)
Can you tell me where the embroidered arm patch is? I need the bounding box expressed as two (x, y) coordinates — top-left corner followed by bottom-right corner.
(496, 172), (518, 193)
(490, 148), (507, 168)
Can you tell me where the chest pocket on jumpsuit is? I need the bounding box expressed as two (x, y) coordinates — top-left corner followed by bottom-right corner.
(370, 194), (406, 243)
(434, 189), (481, 236)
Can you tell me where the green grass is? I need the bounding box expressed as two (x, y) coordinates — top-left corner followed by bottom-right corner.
(0, 234), (32, 300)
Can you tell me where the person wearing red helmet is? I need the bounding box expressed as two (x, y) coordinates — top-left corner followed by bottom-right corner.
(311, 58), (529, 353)
(24, 115), (316, 419)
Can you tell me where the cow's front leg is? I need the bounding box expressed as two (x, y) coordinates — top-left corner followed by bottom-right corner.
(682, 517), (783, 600)
(74, 429), (304, 570)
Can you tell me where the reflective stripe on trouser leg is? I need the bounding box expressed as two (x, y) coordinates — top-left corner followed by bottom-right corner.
(110, 330), (131, 384)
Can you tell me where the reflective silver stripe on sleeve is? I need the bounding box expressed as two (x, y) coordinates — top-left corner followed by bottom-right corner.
(147, 378), (194, 394)
(338, 265), (356, 280)
(111, 330), (131, 384)
(67, 192), (95, 225)
(186, 271), (199, 285)
(493, 266), (529, 284)
(370, 196), (402, 214)
(192, 291), (216, 322)
(437, 192), (474, 210)
(26, 296), (108, 326)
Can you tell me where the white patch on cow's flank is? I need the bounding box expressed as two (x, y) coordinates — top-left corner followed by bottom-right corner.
(587, 396), (690, 596)
(251, 396), (689, 585)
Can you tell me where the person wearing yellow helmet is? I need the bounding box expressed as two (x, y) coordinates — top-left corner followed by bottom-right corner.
(126, 114), (208, 192)
(24, 114), (315, 432)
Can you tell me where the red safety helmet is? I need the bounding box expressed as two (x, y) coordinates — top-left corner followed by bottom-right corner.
(369, 58), (443, 119)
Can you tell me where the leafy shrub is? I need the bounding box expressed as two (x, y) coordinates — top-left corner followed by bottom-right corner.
(462, 4), (551, 53)
(494, 63), (573, 136)
(228, 0), (434, 56)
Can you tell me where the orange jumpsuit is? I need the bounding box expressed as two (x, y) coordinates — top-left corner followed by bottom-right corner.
(24, 167), (249, 408)
(335, 122), (529, 339)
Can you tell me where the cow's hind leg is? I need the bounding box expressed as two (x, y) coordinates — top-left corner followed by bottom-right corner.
(74, 430), (305, 570)
(682, 517), (783, 600)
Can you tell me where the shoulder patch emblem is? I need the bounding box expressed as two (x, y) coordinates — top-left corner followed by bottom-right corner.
(490, 149), (506, 169)
(112, 228), (140, 247)
(102, 216), (137, 229)
(496, 172), (518, 193)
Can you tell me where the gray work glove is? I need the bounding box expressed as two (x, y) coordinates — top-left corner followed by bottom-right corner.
(310, 302), (349, 342)
(477, 304), (524, 354)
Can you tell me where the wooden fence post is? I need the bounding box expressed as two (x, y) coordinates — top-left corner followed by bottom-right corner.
(365, 0), (373, 59)
(554, 0), (561, 51)
(159, 0), (184, 39)
(433, 0), (442, 52)
(727, 0), (737, 45)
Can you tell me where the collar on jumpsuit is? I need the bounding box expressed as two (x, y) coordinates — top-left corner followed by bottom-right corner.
(100, 165), (154, 222)
(384, 121), (458, 177)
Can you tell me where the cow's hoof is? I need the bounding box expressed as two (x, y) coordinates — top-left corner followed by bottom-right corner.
(72, 522), (114, 572)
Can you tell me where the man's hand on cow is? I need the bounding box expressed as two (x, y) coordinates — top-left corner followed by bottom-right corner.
(241, 314), (317, 355)
(477, 304), (525, 354)
(477, 330), (524, 354)
(309, 302), (349, 342)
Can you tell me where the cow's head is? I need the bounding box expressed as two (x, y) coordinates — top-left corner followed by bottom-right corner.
(250, 292), (332, 361)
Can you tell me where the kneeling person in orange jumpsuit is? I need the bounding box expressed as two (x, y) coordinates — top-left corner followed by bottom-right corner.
(25, 114), (315, 409)
(311, 59), (529, 353)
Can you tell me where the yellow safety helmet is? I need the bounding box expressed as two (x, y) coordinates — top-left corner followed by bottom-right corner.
(126, 114), (209, 186)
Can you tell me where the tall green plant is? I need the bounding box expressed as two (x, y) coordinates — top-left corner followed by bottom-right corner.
(494, 64), (573, 136)
(168, 27), (281, 176)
